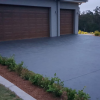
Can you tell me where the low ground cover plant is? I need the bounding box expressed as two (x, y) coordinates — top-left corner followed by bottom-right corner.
(78, 30), (100, 36)
(78, 30), (88, 34)
(0, 55), (90, 100)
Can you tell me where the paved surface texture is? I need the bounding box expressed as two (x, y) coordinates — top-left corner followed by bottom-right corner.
(0, 34), (100, 100)
(0, 76), (36, 100)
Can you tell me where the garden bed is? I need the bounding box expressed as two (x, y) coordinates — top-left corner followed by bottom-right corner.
(0, 65), (60, 100)
(0, 56), (90, 100)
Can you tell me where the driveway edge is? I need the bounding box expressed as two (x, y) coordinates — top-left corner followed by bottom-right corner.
(0, 75), (36, 100)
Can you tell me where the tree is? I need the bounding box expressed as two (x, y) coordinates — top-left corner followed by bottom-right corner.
(93, 6), (100, 31)
(79, 6), (100, 32)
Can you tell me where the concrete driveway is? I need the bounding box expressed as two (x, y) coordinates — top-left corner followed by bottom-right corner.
(0, 34), (100, 100)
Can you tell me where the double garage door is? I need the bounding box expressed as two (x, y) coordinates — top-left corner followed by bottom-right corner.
(0, 5), (74, 41)
(0, 5), (49, 41)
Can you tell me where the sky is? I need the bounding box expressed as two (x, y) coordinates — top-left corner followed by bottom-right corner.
(79, 0), (100, 13)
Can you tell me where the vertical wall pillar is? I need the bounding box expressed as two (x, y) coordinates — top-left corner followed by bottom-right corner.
(74, 6), (79, 34)
(49, 7), (53, 37)
(50, 3), (57, 37)
(57, 0), (60, 36)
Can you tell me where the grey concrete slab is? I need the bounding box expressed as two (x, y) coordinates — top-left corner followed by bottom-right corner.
(0, 34), (100, 100)
(0, 76), (14, 88)
(0, 76), (36, 100)
(10, 85), (36, 100)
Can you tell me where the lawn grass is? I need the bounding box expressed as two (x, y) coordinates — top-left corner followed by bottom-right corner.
(0, 84), (22, 100)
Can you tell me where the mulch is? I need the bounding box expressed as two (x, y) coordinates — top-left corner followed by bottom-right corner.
(0, 65), (61, 100)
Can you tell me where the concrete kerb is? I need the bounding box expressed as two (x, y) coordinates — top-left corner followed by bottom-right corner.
(0, 75), (36, 100)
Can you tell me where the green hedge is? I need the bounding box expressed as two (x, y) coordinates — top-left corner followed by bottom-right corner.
(0, 55), (90, 100)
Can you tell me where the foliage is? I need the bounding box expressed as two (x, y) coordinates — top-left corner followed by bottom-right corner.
(94, 30), (100, 36)
(90, 32), (94, 34)
(79, 6), (100, 32)
(78, 30), (100, 36)
(15, 61), (23, 76)
(65, 87), (90, 100)
(0, 55), (91, 100)
(74, 87), (90, 100)
(40, 77), (51, 89)
(21, 68), (33, 80)
(46, 73), (64, 97)
(65, 87), (77, 100)
(78, 30), (82, 34)
(0, 55), (16, 71)
(47, 83), (63, 97)
(29, 73), (43, 86)
(78, 30), (88, 34)
(0, 56), (7, 65)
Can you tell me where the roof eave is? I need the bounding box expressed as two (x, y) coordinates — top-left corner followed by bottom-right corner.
(60, 0), (88, 3)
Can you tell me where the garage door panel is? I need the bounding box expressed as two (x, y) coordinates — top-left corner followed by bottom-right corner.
(4, 29), (12, 33)
(61, 25), (73, 28)
(0, 5), (49, 41)
(60, 9), (74, 35)
(61, 28), (72, 31)
(20, 13), (29, 18)
(28, 14), (36, 18)
(61, 28), (73, 31)
(61, 21), (72, 23)
(13, 12), (20, 16)
(61, 26), (72, 29)
(60, 21), (73, 24)
(0, 25), (3, 30)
